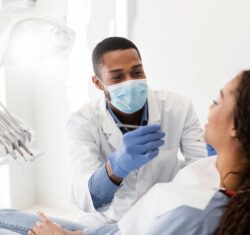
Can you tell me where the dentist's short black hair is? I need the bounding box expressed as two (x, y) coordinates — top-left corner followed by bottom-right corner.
(92, 37), (142, 77)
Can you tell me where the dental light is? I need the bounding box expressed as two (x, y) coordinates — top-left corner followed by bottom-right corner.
(3, 17), (75, 65)
(0, 0), (75, 66)
(0, 0), (75, 161)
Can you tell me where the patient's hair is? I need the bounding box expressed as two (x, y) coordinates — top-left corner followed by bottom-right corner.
(92, 37), (141, 77)
(215, 70), (250, 235)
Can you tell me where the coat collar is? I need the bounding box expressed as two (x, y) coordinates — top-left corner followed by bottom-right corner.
(147, 89), (161, 125)
(100, 97), (123, 149)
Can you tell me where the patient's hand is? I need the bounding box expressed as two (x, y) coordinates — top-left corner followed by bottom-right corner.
(28, 211), (67, 235)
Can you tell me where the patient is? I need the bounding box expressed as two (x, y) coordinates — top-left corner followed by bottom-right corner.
(1, 70), (250, 235)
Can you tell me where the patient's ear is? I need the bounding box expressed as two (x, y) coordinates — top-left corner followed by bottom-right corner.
(228, 116), (237, 138)
(92, 76), (104, 90)
(230, 126), (237, 138)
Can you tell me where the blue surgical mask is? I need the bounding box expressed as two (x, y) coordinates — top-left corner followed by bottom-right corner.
(105, 79), (148, 114)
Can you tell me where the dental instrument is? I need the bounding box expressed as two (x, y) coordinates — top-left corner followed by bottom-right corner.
(116, 123), (141, 129)
(0, 101), (39, 162)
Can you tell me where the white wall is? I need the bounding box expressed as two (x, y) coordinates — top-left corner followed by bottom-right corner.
(2, 0), (17, 5)
(129, 0), (250, 125)
(4, 62), (73, 210)
(32, 61), (73, 209)
(4, 66), (37, 209)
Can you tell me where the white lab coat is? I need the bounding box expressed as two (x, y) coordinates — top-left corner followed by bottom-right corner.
(66, 89), (207, 227)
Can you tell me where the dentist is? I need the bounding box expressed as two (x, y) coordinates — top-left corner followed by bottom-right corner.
(66, 37), (207, 226)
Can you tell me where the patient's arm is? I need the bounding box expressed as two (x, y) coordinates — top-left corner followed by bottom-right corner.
(28, 212), (83, 235)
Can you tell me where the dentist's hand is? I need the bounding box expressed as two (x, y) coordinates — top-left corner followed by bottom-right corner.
(109, 124), (165, 178)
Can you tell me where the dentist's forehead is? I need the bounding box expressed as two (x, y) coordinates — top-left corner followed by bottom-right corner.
(100, 49), (141, 68)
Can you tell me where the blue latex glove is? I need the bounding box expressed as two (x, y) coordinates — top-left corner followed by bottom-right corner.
(206, 144), (217, 156)
(109, 124), (165, 178)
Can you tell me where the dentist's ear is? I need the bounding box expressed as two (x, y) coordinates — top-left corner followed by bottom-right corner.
(92, 76), (104, 90)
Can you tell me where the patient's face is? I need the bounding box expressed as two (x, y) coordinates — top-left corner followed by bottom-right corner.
(204, 78), (239, 149)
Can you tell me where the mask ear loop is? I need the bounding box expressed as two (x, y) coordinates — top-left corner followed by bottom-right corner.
(96, 77), (112, 104)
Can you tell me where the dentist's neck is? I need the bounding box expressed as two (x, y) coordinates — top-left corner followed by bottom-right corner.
(110, 104), (143, 126)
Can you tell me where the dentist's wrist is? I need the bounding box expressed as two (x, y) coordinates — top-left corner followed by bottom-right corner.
(106, 160), (123, 185)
